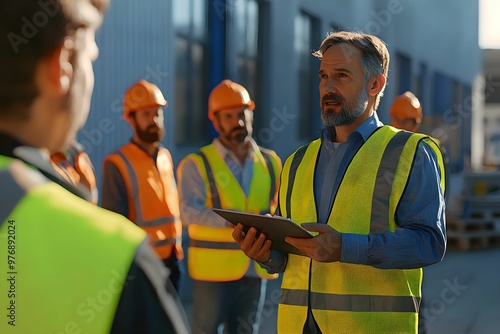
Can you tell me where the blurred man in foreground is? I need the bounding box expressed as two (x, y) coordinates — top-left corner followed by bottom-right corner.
(0, 1), (189, 333)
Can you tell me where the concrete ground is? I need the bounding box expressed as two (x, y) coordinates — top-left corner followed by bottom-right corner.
(179, 248), (500, 334)
(422, 248), (500, 334)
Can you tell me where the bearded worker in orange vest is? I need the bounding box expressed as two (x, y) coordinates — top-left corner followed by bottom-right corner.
(102, 80), (184, 292)
(177, 79), (282, 334)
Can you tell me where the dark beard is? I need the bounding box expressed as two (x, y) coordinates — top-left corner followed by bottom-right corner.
(223, 127), (248, 144)
(136, 125), (163, 143)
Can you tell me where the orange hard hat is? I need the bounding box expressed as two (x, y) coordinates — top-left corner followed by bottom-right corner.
(208, 79), (255, 121)
(389, 91), (422, 123)
(123, 80), (167, 120)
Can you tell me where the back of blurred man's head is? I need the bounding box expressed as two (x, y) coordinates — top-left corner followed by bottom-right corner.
(0, 0), (109, 151)
(0, 0), (108, 115)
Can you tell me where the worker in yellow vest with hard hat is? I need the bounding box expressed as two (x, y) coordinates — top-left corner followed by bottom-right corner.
(102, 79), (184, 292)
(233, 31), (446, 334)
(0, 1), (189, 333)
(177, 79), (282, 334)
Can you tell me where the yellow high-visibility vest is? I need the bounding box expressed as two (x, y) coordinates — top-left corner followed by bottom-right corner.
(0, 155), (146, 333)
(180, 144), (281, 281)
(277, 126), (445, 334)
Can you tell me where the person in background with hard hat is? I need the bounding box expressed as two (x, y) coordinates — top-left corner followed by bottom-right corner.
(102, 79), (184, 292)
(389, 91), (423, 132)
(389, 91), (447, 334)
(389, 90), (446, 148)
(0, 1), (189, 333)
(176, 79), (282, 334)
(51, 141), (99, 204)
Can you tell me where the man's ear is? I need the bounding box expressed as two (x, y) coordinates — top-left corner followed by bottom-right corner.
(126, 113), (136, 128)
(367, 74), (386, 97)
(43, 42), (73, 95)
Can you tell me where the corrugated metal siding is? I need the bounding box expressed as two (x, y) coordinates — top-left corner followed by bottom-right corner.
(79, 0), (481, 193)
(80, 0), (173, 189)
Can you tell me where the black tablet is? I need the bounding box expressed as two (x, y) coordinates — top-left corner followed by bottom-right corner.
(213, 208), (313, 256)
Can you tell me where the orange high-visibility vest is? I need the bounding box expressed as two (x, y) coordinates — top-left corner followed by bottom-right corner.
(51, 150), (98, 204)
(104, 143), (183, 260)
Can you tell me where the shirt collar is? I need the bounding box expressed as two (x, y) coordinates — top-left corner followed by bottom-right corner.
(355, 113), (384, 142)
(130, 138), (161, 159)
(323, 113), (384, 144)
(212, 137), (258, 162)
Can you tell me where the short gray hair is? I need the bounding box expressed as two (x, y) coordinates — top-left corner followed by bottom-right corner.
(313, 31), (390, 110)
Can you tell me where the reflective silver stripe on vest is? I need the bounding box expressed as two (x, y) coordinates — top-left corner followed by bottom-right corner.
(280, 288), (420, 313)
(196, 151), (222, 208)
(189, 239), (242, 250)
(116, 151), (175, 227)
(285, 131), (415, 233)
(0, 168), (27, 226)
(153, 238), (177, 247)
(135, 239), (190, 334)
(139, 216), (178, 228)
(0, 160), (48, 226)
(261, 150), (276, 212)
(286, 144), (309, 218)
(370, 131), (413, 233)
(198, 149), (276, 214)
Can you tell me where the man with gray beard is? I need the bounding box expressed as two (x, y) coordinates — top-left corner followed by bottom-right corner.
(233, 31), (446, 334)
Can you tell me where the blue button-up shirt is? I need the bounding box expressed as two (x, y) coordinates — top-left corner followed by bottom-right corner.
(177, 138), (260, 229)
(263, 113), (446, 272)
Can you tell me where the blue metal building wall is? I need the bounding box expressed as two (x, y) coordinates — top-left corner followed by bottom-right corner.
(80, 0), (173, 193)
(79, 0), (482, 195)
(208, 0), (226, 139)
